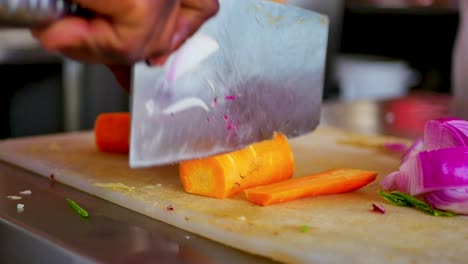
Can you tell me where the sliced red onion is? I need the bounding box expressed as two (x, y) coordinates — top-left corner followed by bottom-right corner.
(383, 143), (408, 153)
(401, 138), (423, 162)
(381, 117), (468, 214)
(371, 203), (386, 214)
(424, 188), (468, 214)
(424, 117), (468, 151)
(380, 156), (419, 194)
(381, 147), (468, 196)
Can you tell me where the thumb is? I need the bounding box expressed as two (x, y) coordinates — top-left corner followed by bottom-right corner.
(169, 2), (219, 52)
(145, 7), (216, 67)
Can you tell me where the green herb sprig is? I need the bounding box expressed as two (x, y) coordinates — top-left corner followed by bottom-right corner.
(378, 191), (456, 217)
(66, 198), (89, 218)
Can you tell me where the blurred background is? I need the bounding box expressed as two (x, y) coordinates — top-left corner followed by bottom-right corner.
(0, 0), (461, 139)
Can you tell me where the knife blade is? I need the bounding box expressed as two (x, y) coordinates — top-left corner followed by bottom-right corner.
(130, 0), (329, 168)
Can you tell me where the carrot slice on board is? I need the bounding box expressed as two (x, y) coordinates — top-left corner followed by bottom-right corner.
(244, 169), (378, 206)
(94, 112), (130, 154)
(179, 133), (295, 199)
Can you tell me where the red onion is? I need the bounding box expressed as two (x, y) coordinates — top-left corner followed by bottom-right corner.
(380, 117), (468, 215)
(381, 147), (468, 195)
(383, 143), (408, 153)
(424, 117), (468, 150)
(401, 138), (423, 162)
(425, 188), (468, 214)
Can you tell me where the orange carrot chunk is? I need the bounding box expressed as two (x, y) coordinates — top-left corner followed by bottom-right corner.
(179, 133), (294, 199)
(94, 112), (130, 154)
(244, 169), (378, 206)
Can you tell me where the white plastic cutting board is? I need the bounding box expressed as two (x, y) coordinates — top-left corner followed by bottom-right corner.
(0, 126), (467, 264)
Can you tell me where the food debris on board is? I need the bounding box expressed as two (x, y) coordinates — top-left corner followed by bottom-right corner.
(17, 203), (24, 213)
(49, 173), (56, 188)
(382, 143), (408, 153)
(300, 225), (310, 234)
(336, 134), (410, 153)
(167, 205), (174, 211)
(19, 190), (32, 195)
(143, 184), (163, 189)
(371, 203), (386, 214)
(66, 198), (89, 219)
(6, 189), (33, 212)
(238, 216), (247, 222)
(93, 182), (136, 192)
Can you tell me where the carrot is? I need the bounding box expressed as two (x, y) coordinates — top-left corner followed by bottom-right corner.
(179, 133), (294, 199)
(244, 169), (378, 206)
(94, 112), (130, 154)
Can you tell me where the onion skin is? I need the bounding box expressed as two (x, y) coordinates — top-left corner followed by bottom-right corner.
(381, 147), (468, 215)
(401, 138), (423, 163)
(424, 188), (468, 214)
(380, 117), (468, 215)
(424, 118), (468, 151)
(383, 147), (468, 194)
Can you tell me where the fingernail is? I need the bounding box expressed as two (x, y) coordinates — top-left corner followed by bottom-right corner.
(171, 25), (191, 50)
(171, 31), (184, 49)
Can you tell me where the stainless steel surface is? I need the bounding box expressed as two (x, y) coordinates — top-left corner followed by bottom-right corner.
(0, 0), (89, 27)
(131, 0), (328, 167)
(0, 93), (453, 263)
(0, 161), (275, 264)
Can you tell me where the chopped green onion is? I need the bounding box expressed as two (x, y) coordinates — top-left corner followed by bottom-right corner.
(66, 198), (89, 218)
(378, 191), (456, 217)
(300, 225), (309, 234)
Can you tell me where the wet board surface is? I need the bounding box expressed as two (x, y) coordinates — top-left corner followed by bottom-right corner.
(0, 126), (467, 264)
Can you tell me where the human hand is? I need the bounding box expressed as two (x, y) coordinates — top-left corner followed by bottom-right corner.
(31, 0), (219, 65)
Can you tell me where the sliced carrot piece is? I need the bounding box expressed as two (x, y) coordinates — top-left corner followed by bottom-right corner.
(244, 169), (378, 206)
(179, 133), (294, 199)
(94, 112), (130, 154)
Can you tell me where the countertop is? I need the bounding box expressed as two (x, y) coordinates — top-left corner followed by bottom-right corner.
(0, 92), (453, 264)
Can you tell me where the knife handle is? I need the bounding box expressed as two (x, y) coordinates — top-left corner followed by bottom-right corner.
(0, 0), (94, 27)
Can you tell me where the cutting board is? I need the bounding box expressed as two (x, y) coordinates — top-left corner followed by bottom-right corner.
(1, 126), (467, 264)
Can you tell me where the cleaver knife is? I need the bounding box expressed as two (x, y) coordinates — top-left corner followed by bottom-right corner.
(130, 0), (329, 168)
(0, 0), (328, 168)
